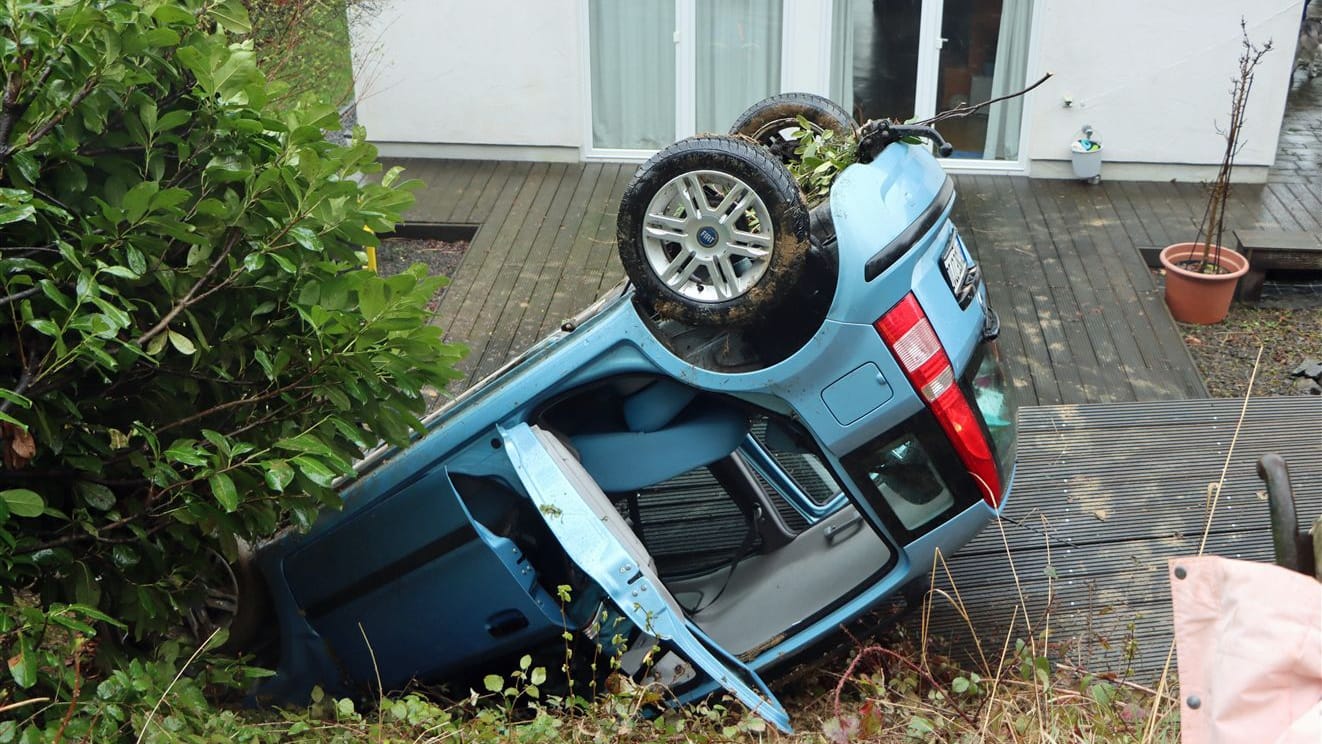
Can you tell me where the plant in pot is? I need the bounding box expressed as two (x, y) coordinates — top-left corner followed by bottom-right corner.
(1160, 22), (1273, 325)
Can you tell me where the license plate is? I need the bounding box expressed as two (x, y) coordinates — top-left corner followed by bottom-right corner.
(941, 234), (968, 293)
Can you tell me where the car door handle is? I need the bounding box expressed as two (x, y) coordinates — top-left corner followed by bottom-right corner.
(485, 609), (530, 638)
(824, 514), (865, 545)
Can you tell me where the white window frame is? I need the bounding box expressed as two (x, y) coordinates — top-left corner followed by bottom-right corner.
(580, 0), (794, 162)
(578, 0), (1040, 172)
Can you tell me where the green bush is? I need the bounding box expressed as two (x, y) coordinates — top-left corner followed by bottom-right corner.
(0, 0), (462, 734)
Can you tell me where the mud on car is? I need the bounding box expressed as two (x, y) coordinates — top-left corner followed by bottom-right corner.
(235, 94), (1017, 732)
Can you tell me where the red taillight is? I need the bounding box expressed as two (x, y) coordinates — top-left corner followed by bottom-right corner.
(875, 294), (1002, 507)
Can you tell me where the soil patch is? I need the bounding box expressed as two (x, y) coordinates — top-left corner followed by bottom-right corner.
(1172, 281), (1322, 398)
(376, 237), (469, 312)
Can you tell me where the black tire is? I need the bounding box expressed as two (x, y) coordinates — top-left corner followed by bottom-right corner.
(617, 135), (809, 327)
(729, 92), (856, 164)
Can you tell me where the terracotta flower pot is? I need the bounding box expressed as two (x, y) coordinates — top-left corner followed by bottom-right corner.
(1159, 242), (1250, 325)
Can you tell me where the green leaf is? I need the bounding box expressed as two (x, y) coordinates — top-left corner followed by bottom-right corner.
(262, 460), (294, 492)
(167, 330), (196, 355)
(26, 318), (59, 337)
(140, 27), (181, 49)
(289, 226), (323, 252)
(77, 481), (116, 511)
(126, 246), (148, 275)
(210, 473), (239, 512)
(275, 433), (332, 456)
(146, 332), (168, 356)
(152, 4), (196, 25)
(102, 265), (140, 279)
(0, 205), (35, 225)
(111, 545), (140, 568)
(0, 489), (45, 518)
(292, 456), (336, 487)
(211, 0), (252, 34)
(123, 181), (159, 223)
(483, 674), (503, 693)
(7, 635), (36, 689)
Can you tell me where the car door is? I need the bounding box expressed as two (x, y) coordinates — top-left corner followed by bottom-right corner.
(500, 422), (793, 733)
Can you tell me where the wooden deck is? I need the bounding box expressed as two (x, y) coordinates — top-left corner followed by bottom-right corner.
(386, 159), (635, 386)
(923, 397), (1322, 682)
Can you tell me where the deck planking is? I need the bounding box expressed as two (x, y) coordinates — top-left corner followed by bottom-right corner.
(920, 397), (1322, 682)
(387, 160), (1310, 398)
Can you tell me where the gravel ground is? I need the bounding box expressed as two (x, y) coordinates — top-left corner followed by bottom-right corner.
(1174, 279), (1322, 398)
(376, 237), (468, 312)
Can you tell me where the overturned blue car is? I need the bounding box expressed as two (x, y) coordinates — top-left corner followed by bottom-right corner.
(243, 94), (1017, 732)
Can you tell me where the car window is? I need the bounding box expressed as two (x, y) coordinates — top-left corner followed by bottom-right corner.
(611, 464), (761, 579)
(840, 412), (980, 543)
(747, 415), (844, 510)
(856, 434), (956, 531)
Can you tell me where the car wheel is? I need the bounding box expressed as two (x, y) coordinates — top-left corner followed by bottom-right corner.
(617, 135), (810, 327)
(184, 539), (271, 654)
(729, 92), (856, 165)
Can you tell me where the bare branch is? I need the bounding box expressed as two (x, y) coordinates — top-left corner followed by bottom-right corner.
(919, 72), (1054, 126)
(0, 285), (40, 307)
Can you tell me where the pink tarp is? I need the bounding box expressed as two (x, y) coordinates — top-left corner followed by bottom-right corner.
(1170, 556), (1322, 744)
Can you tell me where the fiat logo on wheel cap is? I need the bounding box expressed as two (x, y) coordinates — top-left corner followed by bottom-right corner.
(697, 226), (718, 247)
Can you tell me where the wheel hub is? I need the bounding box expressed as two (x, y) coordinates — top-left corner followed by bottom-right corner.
(639, 170), (775, 304)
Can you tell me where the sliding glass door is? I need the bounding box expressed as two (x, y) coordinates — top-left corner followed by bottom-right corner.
(589, 0), (783, 154)
(832, 0), (1033, 162)
(588, 0), (677, 151)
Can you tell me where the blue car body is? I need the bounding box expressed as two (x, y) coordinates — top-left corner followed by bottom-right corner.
(254, 141), (1017, 732)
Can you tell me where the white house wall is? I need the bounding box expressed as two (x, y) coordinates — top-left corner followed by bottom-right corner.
(1024, 0), (1303, 181)
(350, 0), (583, 160)
(351, 0), (1306, 180)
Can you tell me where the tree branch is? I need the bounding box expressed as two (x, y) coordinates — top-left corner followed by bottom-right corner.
(0, 73), (99, 163)
(919, 72), (1053, 126)
(133, 231), (240, 349)
(155, 370), (315, 436)
(0, 285), (40, 307)
(0, 350), (40, 417)
(0, 68), (24, 149)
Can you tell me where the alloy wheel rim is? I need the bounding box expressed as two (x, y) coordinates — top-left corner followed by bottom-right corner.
(640, 170), (774, 304)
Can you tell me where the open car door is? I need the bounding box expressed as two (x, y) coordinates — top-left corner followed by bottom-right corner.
(500, 423), (793, 733)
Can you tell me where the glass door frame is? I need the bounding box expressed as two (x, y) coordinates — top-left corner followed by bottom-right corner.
(578, 0), (1040, 171)
(831, 0), (1041, 174)
(579, 0), (793, 162)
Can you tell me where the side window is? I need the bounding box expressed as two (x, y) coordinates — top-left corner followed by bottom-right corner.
(747, 415), (844, 510)
(840, 412), (980, 543)
(612, 465), (759, 580)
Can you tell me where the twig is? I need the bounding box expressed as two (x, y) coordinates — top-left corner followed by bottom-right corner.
(0, 698), (51, 714)
(0, 285), (40, 307)
(832, 644), (980, 729)
(0, 350), (40, 417)
(919, 73), (1053, 126)
(133, 231), (239, 349)
(52, 636), (85, 744)
(0, 75), (100, 163)
(358, 623), (385, 743)
(135, 627), (222, 744)
(1053, 662), (1177, 703)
